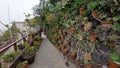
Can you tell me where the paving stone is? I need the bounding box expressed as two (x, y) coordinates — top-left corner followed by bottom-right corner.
(29, 38), (71, 68)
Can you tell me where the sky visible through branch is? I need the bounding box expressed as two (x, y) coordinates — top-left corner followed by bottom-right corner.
(0, 0), (39, 33)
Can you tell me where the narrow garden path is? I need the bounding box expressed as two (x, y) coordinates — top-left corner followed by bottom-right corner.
(29, 38), (75, 68)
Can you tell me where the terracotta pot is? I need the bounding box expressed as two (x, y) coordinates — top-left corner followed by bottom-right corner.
(109, 62), (119, 68)
(58, 41), (62, 45)
(61, 45), (66, 50)
(101, 21), (112, 27)
(56, 46), (61, 51)
(79, 7), (85, 14)
(63, 49), (68, 55)
(57, 36), (61, 39)
(66, 39), (71, 45)
(84, 64), (92, 68)
(70, 28), (76, 34)
(61, 35), (64, 39)
(70, 52), (76, 60)
(92, 11), (98, 18)
(63, 30), (67, 36)
(90, 34), (97, 43)
(23, 61), (28, 68)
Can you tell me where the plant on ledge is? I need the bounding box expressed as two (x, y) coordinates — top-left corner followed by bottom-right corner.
(1, 51), (18, 62)
(22, 46), (36, 64)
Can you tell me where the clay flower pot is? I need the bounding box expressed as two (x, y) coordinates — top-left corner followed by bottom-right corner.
(84, 64), (93, 68)
(58, 41), (62, 45)
(63, 49), (68, 55)
(61, 35), (64, 39)
(70, 52), (76, 60)
(79, 7), (85, 14)
(92, 11), (99, 18)
(56, 46), (61, 51)
(90, 34), (97, 43)
(66, 39), (71, 45)
(57, 36), (61, 39)
(61, 45), (66, 50)
(63, 30), (67, 36)
(109, 62), (119, 68)
(70, 28), (76, 34)
(23, 61), (28, 68)
(101, 21), (112, 27)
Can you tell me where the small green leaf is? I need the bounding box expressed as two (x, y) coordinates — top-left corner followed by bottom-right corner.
(110, 52), (119, 61)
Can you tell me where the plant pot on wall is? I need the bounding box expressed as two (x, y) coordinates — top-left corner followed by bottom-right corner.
(61, 45), (66, 51)
(70, 28), (76, 34)
(58, 41), (63, 45)
(79, 7), (85, 14)
(69, 52), (76, 61)
(61, 35), (64, 39)
(92, 11), (99, 18)
(101, 21), (112, 27)
(56, 46), (61, 51)
(63, 49), (68, 55)
(63, 30), (67, 36)
(57, 36), (61, 40)
(84, 64), (93, 68)
(66, 39), (71, 45)
(109, 62), (119, 68)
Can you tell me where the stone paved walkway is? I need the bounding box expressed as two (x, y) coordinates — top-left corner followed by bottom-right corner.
(29, 38), (76, 68)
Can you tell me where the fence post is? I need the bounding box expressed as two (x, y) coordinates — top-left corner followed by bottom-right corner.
(14, 43), (17, 51)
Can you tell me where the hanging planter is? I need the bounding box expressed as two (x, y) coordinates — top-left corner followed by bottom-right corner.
(79, 7), (85, 14)
(92, 11), (99, 18)
(70, 28), (76, 34)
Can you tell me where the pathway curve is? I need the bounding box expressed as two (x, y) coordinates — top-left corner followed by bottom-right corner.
(29, 38), (75, 68)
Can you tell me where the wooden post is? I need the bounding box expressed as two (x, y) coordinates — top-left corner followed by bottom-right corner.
(14, 43), (17, 51)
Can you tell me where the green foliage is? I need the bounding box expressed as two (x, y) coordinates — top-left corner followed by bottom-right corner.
(18, 44), (25, 50)
(23, 46), (36, 57)
(33, 41), (40, 46)
(110, 52), (120, 62)
(1, 29), (10, 41)
(87, 1), (97, 11)
(1, 51), (18, 62)
(108, 34), (118, 41)
(16, 61), (28, 68)
(48, 2), (62, 13)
